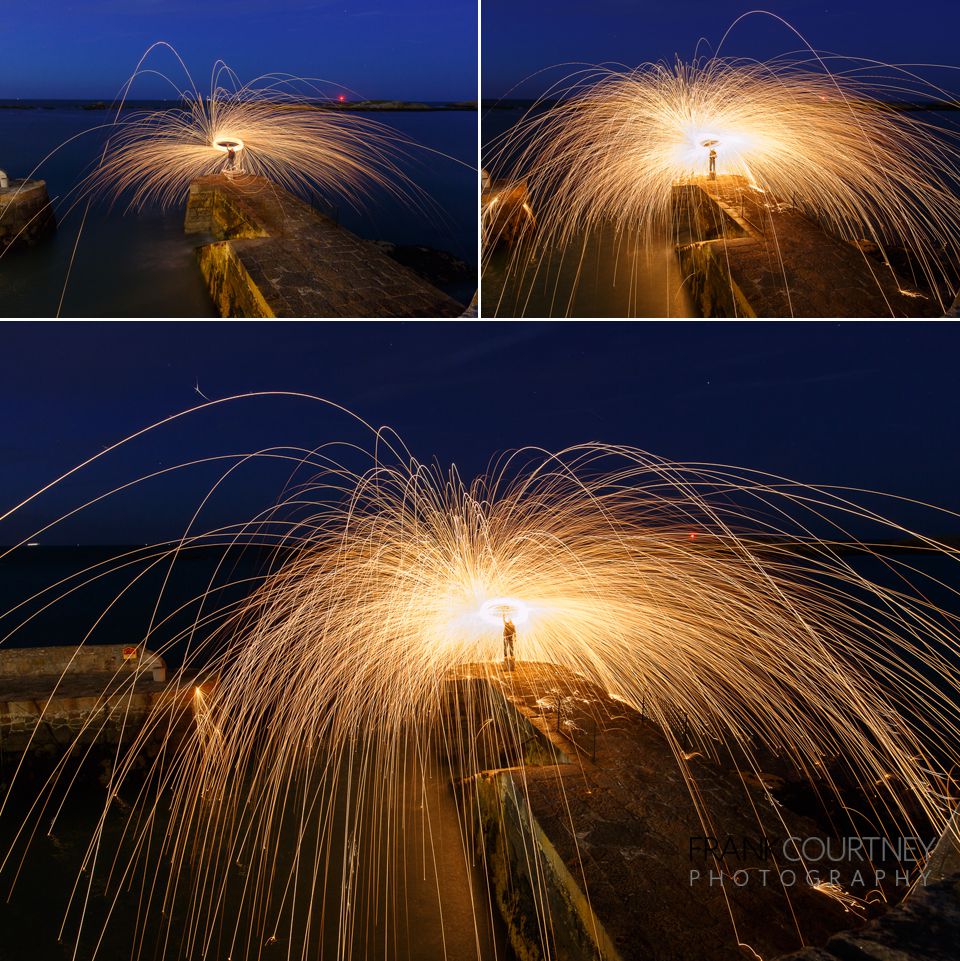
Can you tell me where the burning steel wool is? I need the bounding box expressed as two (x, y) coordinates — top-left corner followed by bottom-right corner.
(485, 55), (960, 310)
(1, 398), (959, 959)
(81, 46), (427, 213)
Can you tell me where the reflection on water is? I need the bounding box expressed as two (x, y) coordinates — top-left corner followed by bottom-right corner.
(1, 208), (219, 318)
(483, 226), (695, 318)
(0, 730), (508, 960)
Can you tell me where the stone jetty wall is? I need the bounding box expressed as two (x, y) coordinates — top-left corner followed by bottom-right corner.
(0, 644), (177, 754)
(475, 770), (625, 961)
(184, 177), (268, 240)
(196, 241), (276, 317)
(676, 238), (757, 317)
(0, 179), (56, 252)
(445, 671), (620, 961)
(458, 666), (960, 961)
(0, 644), (166, 680)
(184, 174), (463, 318)
(671, 175), (941, 317)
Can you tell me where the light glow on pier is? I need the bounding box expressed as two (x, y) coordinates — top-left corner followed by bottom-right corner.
(85, 48), (425, 212)
(486, 54), (960, 308)
(2, 396), (960, 959)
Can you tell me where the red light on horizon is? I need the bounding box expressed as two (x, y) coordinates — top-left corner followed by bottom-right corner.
(338, 94), (347, 103)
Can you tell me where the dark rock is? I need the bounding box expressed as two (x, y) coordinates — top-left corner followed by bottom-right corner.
(774, 875), (960, 961)
(374, 240), (471, 297)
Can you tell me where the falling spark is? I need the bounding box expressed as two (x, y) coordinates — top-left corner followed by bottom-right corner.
(486, 53), (960, 310)
(812, 881), (869, 915)
(78, 48), (431, 216)
(1, 397), (959, 959)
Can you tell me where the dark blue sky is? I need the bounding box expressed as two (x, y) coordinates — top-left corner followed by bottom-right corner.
(1, 321), (958, 544)
(483, 1), (959, 98)
(3, 0), (476, 100)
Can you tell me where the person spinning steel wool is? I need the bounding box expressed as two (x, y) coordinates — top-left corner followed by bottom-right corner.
(503, 615), (517, 668)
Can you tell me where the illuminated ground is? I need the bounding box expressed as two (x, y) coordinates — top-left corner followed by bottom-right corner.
(467, 660), (879, 961)
(678, 176), (943, 317)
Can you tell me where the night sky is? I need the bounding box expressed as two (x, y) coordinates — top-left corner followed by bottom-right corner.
(1, 321), (958, 544)
(3, 0), (476, 101)
(482, 1), (959, 99)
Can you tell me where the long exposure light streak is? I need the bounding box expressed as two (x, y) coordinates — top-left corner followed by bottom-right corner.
(0, 44), (442, 292)
(0, 394), (958, 960)
(82, 49), (429, 214)
(485, 50), (960, 313)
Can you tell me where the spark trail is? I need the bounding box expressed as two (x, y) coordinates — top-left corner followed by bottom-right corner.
(84, 52), (428, 215)
(485, 53), (960, 313)
(1, 396), (959, 959)
(0, 45), (445, 316)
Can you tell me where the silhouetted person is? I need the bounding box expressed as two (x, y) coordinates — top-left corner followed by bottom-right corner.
(709, 149), (717, 180)
(503, 616), (516, 667)
(220, 142), (241, 173)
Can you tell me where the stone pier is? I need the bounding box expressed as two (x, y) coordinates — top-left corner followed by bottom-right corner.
(452, 662), (960, 961)
(0, 179), (56, 253)
(673, 175), (944, 317)
(0, 644), (188, 755)
(184, 174), (462, 317)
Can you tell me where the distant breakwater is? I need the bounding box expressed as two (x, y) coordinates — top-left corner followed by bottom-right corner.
(0, 100), (478, 112)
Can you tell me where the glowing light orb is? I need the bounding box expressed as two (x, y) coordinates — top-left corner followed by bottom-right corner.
(485, 55), (960, 309)
(212, 136), (244, 154)
(4, 401), (960, 961)
(479, 596), (530, 626)
(82, 47), (428, 214)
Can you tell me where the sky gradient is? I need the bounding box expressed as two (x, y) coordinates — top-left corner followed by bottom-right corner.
(483, 1), (960, 98)
(1, 322), (958, 543)
(3, 0), (476, 100)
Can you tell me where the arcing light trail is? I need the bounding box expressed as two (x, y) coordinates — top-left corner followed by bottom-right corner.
(485, 52), (960, 313)
(83, 51), (429, 214)
(0, 44), (454, 314)
(0, 46), (430, 233)
(0, 395), (959, 959)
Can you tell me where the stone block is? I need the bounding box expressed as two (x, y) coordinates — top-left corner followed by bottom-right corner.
(0, 179), (56, 252)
